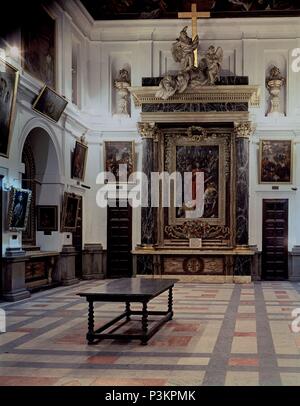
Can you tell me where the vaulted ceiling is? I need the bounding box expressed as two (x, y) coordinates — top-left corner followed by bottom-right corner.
(80, 0), (300, 20)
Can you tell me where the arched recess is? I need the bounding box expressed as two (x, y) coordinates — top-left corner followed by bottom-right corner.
(21, 126), (61, 250)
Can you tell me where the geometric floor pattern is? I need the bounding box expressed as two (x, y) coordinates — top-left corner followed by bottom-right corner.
(1, 280), (300, 386)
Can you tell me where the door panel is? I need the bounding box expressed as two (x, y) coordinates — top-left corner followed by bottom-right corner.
(262, 199), (288, 280)
(107, 200), (132, 278)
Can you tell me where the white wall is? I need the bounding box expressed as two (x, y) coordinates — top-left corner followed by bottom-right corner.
(1, 0), (300, 254)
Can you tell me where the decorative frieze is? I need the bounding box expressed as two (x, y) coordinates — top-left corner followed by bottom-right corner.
(165, 220), (231, 240)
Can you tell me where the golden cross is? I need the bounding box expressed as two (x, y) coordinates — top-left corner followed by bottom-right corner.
(178, 3), (210, 67)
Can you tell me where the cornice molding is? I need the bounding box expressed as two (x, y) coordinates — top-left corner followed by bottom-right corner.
(129, 85), (260, 108)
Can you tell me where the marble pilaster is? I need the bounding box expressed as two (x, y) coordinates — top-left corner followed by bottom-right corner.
(138, 122), (159, 247)
(234, 122), (253, 247)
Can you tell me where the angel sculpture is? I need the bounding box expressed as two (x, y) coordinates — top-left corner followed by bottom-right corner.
(204, 45), (223, 85)
(172, 26), (199, 72)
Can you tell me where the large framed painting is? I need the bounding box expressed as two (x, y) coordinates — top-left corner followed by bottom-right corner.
(104, 141), (135, 182)
(37, 206), (58, 232)
(7, 187), (32, 232)
(71, 141), (88, 181)
(0, 58), (19, 158)
(33, 85), (68, 123)
(22, 5), (56, 89)
(164, 129), (228, 226)
(61, 193), (80, 232)
(260, 140), (292, 184)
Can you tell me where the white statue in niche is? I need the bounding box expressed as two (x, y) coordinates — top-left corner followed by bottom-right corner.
(266, 66), (286, 117)
(114, 68), (131, 117)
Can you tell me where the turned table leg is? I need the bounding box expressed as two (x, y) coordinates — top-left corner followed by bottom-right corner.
(125, 301), (131, 321)
(87, 300), (95, 344)
(168, 287), (174, 320)
(141, 301), (148, 345)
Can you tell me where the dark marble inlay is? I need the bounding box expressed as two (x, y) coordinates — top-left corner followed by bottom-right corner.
(142, 76), (249, 87)
(137, 255), (153, 275)
(234, 256), (251, 276)
(142, 102), (248, 113)
(141, 138), (156, 246)
(236, 138), (249, 246)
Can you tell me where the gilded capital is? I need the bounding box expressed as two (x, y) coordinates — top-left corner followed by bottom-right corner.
(138, 122), (160, 142)
(234, 122), (255, 139)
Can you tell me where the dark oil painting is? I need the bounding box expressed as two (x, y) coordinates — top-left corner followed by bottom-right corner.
(81, 0), (300, 19)
(0, 58), (19, 158)
(22, 5), (56, 88)
(37, 206), (58, 232)
(8, 187), (32, 231)
(33, 85), (68, 123)
(260, 140), (292, 183)
(176, 145), (219, 219)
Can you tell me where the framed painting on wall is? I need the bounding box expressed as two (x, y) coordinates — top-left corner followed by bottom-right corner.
(71, 141), (88, 181)
(33, 85), (68, 123)
(37, 206), (58, 232)
(60, 193), (80, 232)
(104, 141), (135, 182)
(22, 5), (56, 89)
(7, 187), (32, 232)
(0, 58), (19, 158)
(260, 140), (292, 184)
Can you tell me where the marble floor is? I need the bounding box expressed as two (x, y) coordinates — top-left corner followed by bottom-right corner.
(1, 280), (300, 386)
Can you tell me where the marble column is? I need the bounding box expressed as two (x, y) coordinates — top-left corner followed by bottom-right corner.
(234, 122), (253, 247)
(138, 122), (159, 247)
(233, 122), (254, 277)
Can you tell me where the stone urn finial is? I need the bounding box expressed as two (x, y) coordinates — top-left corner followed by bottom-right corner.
(266, 66), (285, 117)
(114, 68), (131, 117)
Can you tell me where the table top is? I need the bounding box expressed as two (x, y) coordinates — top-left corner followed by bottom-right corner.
(77, 278), (178, 301)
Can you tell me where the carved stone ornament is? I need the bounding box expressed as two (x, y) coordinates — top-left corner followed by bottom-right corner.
(138, 122), (160, 142)
(165, 220), (231, 240)
(155, 27), (224, 100)
(234, 121), (254, 139)
(114, 68), (131, 116)
(266, 66), (285, 117)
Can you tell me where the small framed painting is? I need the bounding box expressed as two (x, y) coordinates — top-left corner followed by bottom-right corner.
(0, 58), (20, 158)
(60, 193), (80, 232)
(7, 187), (32, 232)
(37, 206), (58, 232)
(260, 140), (293, 184)
(104, 141), (135, 182)
(71, 141), (88, 181)
(33, 85), (68, 123)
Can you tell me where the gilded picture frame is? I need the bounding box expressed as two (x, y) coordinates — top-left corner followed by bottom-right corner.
(0, 58), (20, 158)
(104, 141), (135, 183)
(7, 187), (32, 232)
(259, 139), (293, 184)
(60, 192), (80, 232)
(164, 130), (228, 227)
(71, 141), (88, 181)
(33, 85), (68, 123)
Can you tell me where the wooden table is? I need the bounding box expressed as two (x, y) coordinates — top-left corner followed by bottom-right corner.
(78, 278), (178, 345)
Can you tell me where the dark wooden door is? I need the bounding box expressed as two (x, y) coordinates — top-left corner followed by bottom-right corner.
(262, 199), (288, 280)
(0, 176), (3, 292)
(107, 200), (132, 278)
(73, 196), (83, 278)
